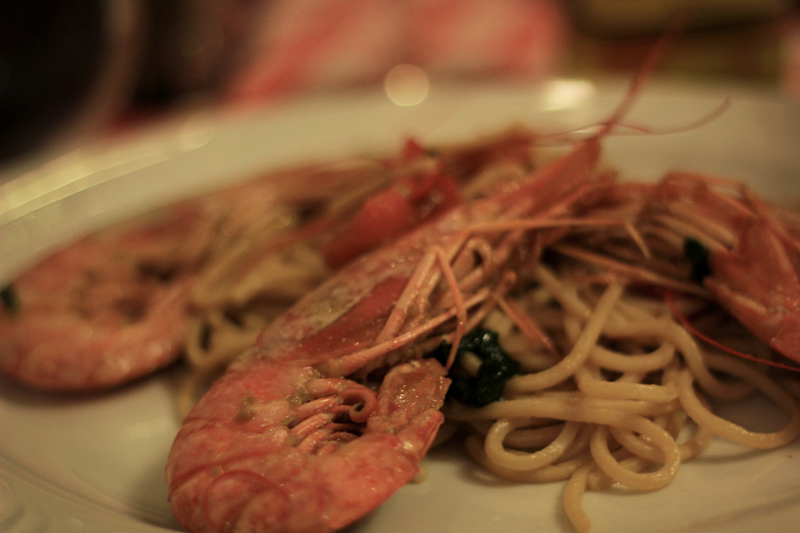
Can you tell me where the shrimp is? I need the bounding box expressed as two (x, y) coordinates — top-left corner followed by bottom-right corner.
(0, 158), (388, 391)
(164, 118), (619, 532)
(554, 171), (800, 365)
(0, 201), (212, 390)
(643, 172), (800, 362)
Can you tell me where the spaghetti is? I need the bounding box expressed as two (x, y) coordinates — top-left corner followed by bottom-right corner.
(446, 261), (800, 532)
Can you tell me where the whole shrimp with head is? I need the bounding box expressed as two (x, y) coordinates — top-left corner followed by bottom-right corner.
(648, 172), (800, 361)
(164, 94), (622, 531)
(556, 170), (800, 366)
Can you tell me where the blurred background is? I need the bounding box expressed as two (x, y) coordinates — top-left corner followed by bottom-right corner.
(1, 0), (799, 168)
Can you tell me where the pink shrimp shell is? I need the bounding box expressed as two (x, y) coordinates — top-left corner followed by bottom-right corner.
(166, 357), (449, 533)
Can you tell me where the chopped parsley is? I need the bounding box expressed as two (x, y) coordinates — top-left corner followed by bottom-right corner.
(431, 328), (521, 407)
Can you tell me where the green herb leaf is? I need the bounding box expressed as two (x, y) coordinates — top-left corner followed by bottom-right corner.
(430, 328), (521, 407)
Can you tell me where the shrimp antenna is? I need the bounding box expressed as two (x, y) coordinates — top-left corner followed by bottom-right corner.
(540, 16), (726, 145)
(665, 290), (800, 373)
(599, 15), (687, 137)
(607, 97), (731, 137)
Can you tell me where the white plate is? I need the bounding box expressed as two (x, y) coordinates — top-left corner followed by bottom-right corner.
(2, 79), (800, 533)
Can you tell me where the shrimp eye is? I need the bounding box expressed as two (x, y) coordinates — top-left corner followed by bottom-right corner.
(0, 284), (19, 315)
(683, 238), (710, 283)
